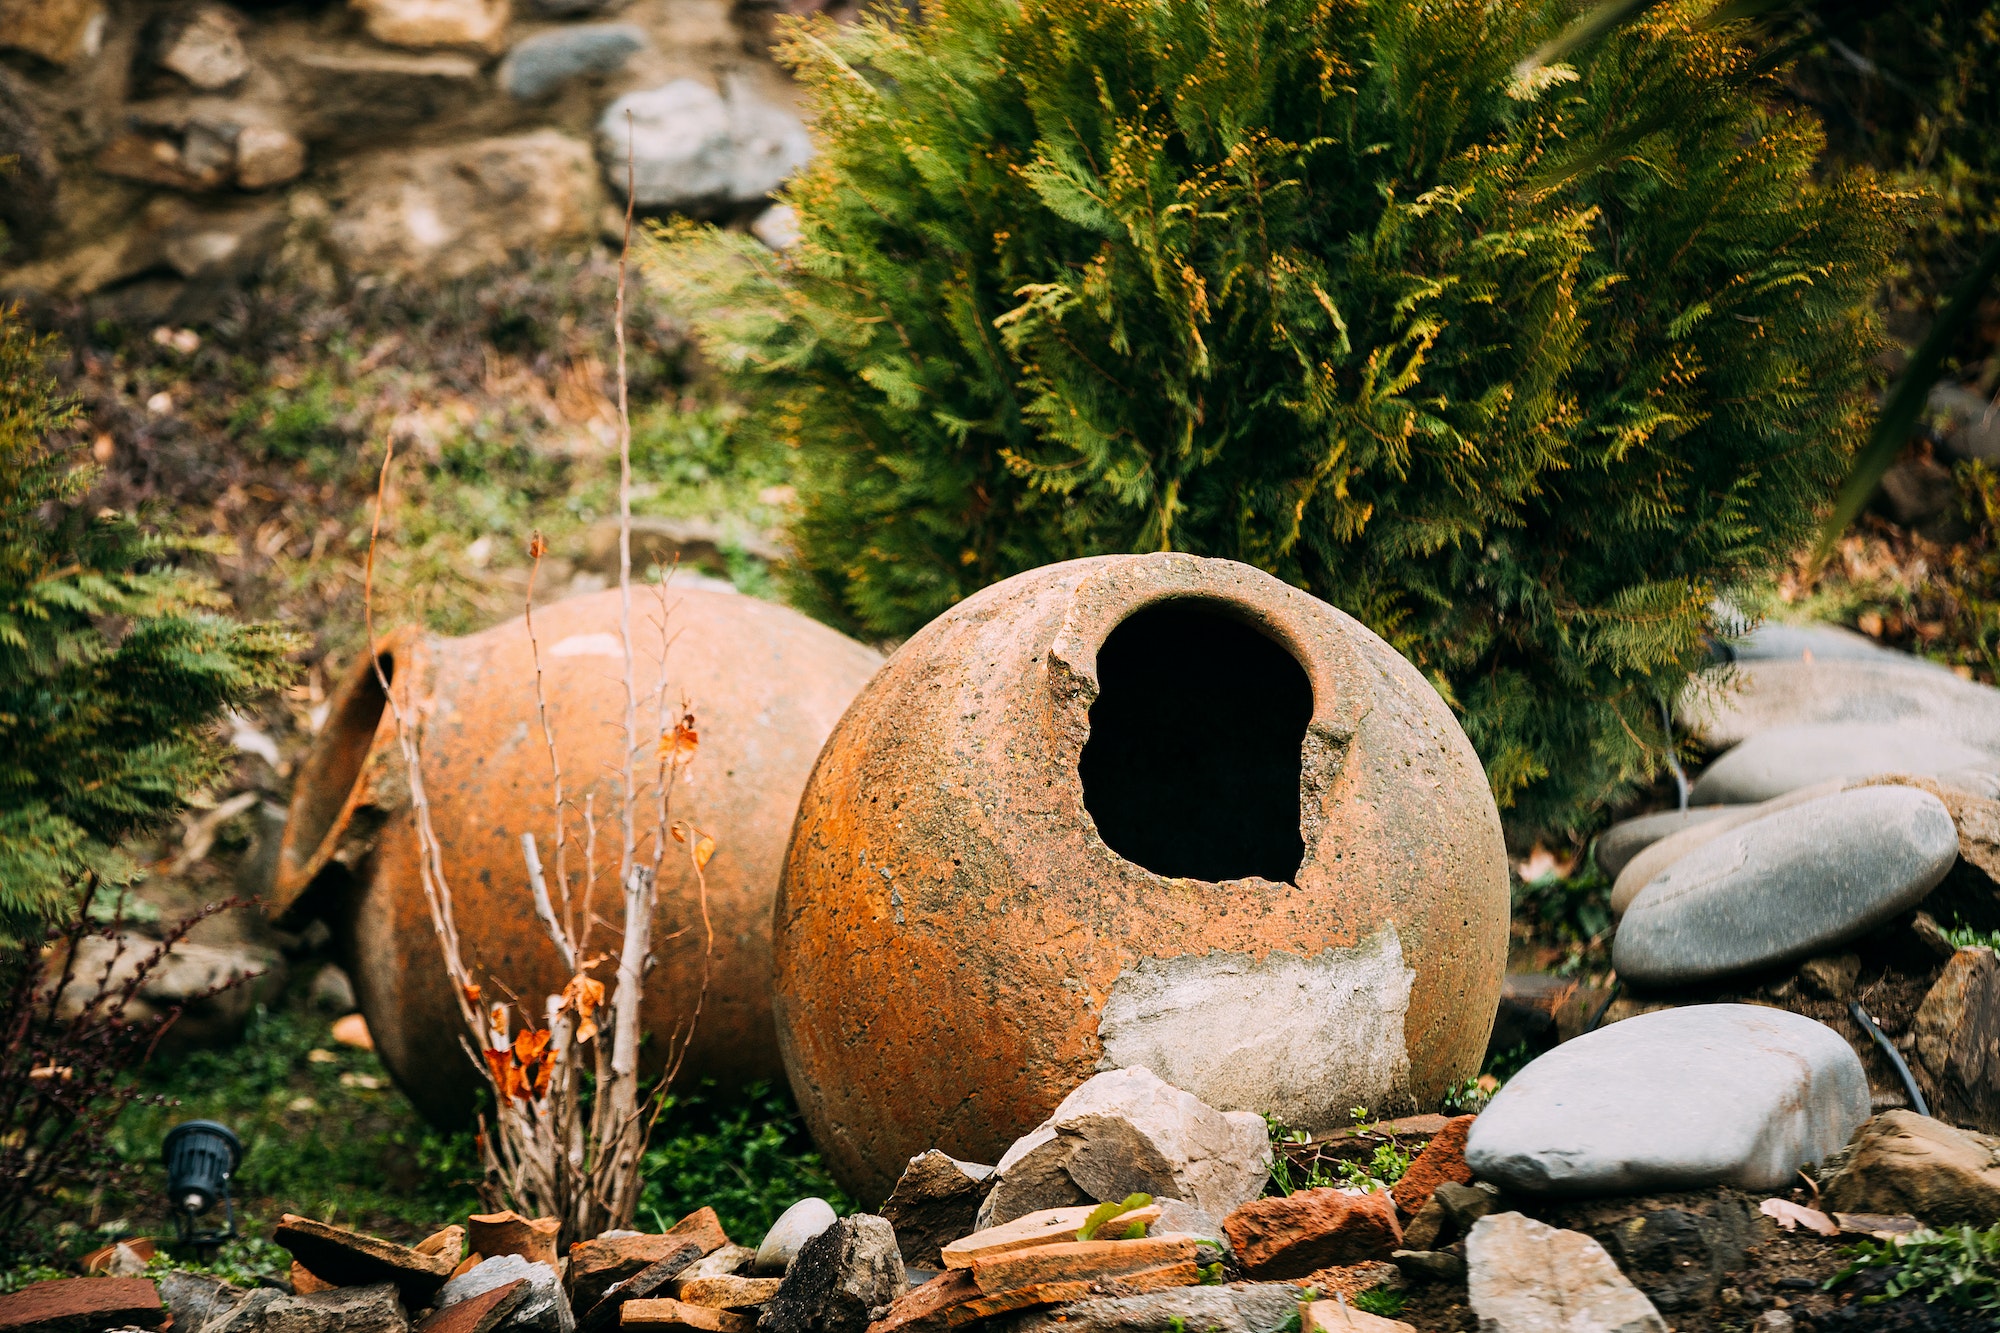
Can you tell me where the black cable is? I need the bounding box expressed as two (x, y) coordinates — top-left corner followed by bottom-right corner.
(1582, 976), (1622, 1035)
(1849, 999), (1930, 1119)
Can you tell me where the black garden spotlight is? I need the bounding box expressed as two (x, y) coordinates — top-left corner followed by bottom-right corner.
(162, 1119), (241, 1253)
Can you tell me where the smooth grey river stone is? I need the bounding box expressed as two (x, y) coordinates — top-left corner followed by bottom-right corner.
(1594, 807), (1742, 880)
(1613, 787), (1958, 987)
(1680, 657), (2000, 752)
(1687, 723), (1995, 805)
(1721, 622), (1949, 670)
(1463, 1004), (1869, 1195)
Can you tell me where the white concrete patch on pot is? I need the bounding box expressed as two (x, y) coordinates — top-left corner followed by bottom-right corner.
(1095, 925), (1414, 1132)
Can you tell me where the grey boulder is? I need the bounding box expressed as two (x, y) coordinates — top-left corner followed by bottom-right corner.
(598, 77), (809, 209)
(1687, 723), (1995, 805)
(1464, 1004), (1869, 1195)
(755, 1197), (839, 1274)
(436, 1255), (570, 1333)
(499, 25), (645, 100)
(1613, 786), (1958, 987)
(1720, 622), (1946, 670)
(1466, 1212), (1665, 1333)
(757, 1215), (904, 1333)
(973, 1066), (1270, 1229)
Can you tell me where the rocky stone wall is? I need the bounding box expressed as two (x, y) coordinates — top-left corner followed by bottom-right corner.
(0, 0), (820, 318)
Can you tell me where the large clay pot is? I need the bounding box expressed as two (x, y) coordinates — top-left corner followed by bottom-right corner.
(775, 554), (1508, 1200)
(274, 587), (882, 1125)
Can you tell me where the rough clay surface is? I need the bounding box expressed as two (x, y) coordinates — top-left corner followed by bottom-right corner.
(1095, 933), (1414, 1136)
(1612, 787), (1959, 986)
(976, 1067), (1272, 1229)
(756, 1216), (904, 1333)
(1465, 1212), (1666, 1333)
(1685, 722), (1995, 805)
(0, 1279), (162, 1333)
(774, 553), (1509, 1199)
(755, 1198), (839, 1275)
(1820, 1111), (2000, 1226)
(1464, 1005), (1870, 1195)
(281, 588), (882, 1128)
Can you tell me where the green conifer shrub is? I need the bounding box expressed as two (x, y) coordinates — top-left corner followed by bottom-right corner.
(649, 0), (1912, 834)
(0, 306), (296, 931)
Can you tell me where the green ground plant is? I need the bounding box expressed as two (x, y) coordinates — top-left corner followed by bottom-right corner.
(636, 1081), (852, 1241)
(1828, 1224), (2000, 1316)
(0, 308), (296, 930)
(652, 0), (1912, 836)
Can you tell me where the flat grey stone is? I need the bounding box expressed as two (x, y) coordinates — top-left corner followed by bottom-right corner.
(1466, 1213), (1664, 1333)
(1595, 807), (1741, 880)
(1687, 723), (1995, 804)
(1464, 1004), (1870, 1195)
(202, 1284), (408, 1333)
(1609, 782), (1849, 917)
(1614, 787), (1958, 986)
(1933, 383), (2000, 464)
(1002, 1284), (1300, 1333)
(754, 1198), (838, 1275)
(1681, 658), (2000, 755)
(1721, 623), (1947, 670)
(498, 24), (644, 100)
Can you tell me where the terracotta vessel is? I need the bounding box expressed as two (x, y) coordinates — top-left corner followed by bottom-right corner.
(274, 587), (882, 1124)
(775, 554), (1508, 1200)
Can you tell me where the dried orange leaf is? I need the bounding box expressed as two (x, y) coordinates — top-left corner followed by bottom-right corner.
(670, 823), (687, 844)
(694, 836), (716, 870)
(661, 713), (699, 761)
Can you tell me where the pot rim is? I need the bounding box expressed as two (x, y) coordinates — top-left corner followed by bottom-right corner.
(270, 626), (428, 919)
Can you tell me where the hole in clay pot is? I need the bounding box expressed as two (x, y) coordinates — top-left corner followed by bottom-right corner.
(1079, 600), (1311, 883)
(286, 652), (392, 874)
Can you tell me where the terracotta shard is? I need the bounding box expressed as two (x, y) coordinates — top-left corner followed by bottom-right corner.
(940, 1205), (1158, 1268)
(290, 1262), (338, 1295)
(273, 1214), (457, 1306)
(1388, 1117), (1476, 1217)
(671, 1277), (781, 1310)
(865, 1269), (979, 1333)
(579, 1242), (709, 1333)
(968, 1236), (1197, 1294)
(468, 1212), (559, 1268)
(0, 1278), (163, 1333)
(1224, 1191), (1403, 1279)
(571, 1210), (727, 1309)
(416, 1279), (528, 1333)
(1302, 1298), (1415, 1333)
(619, 1299), (753, 1331)
(417, 1224), (469, 1264)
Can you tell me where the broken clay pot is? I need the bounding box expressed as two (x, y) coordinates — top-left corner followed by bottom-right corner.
(273, 587), (882, 1124)
(774, 553), (1508, 1199)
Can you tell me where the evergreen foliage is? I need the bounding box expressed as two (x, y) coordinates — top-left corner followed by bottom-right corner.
(0, 306), (296, 931)
(650, 0), (1912, 833)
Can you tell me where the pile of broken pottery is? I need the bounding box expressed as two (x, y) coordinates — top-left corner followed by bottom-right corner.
(10, 1059), (1998, 1333)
